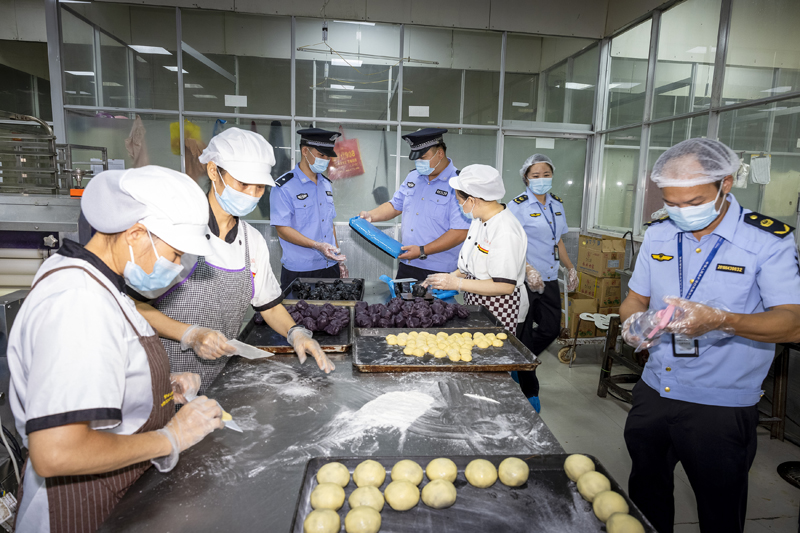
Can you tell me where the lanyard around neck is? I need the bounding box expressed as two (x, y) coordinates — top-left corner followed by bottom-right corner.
(535, 200), (557, 240)
(677, 233), (724, 300)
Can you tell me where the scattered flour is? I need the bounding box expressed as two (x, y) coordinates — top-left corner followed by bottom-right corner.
(463, 393), (501, 404)
(347, 391), (435, 432)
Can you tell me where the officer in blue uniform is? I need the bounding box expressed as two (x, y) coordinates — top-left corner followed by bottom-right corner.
(271, 128), (347, 290)
(508, 154), (579, 413)
(358, 128), (470, 280)
(620, 138), (800, 533)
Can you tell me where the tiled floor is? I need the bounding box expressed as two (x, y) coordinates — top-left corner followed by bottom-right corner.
(536, 342), (800, 532)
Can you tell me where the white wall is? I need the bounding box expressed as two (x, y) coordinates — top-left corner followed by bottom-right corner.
(0, 0), (46, 42)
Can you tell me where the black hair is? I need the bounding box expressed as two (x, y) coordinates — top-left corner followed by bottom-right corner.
(455, 189), (489, 203)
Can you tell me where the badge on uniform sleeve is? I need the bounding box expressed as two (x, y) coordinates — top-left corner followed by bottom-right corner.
(296, 193), (308, 200)
(326, 191), (333, 197)
(513, 194), (528, 204)
(435, 189), (448, 197)
(407, 181), (416, 188)
(651, 253), (674, 262)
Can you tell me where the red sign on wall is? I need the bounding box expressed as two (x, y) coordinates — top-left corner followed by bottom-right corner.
(328, 137), (365, 180)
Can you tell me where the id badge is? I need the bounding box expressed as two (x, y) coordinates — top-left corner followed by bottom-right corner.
(672, 334), (699, 357)
(554, 245), (560, 261)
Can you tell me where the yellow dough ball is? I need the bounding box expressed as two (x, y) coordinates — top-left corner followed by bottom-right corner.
(593, 491), (629, 523)
(421, 479), (457, 509)
(397, 332), (408, 338)
(384, 480), (420, 511)
(353, 460), (386, 488)
(473, 332), (484, 337)
(498, 457), (530, 487)
(606, 513), (645, 533)
(577, 471), (611, 502)
(447, 349), (460, 358)
(463, 340), (475, 348)
(434, 350), (448, 359)
(409, 331), (419, 337)
(497, 332), (508, 340)
(564, 454), (595, 482)
(391, 460), (424, 485)
(465, 459), (498, 488)
(447, 352), (461, 362)
(403, 347), (415, 356)
(397, 338), (407, 346)
(344, 506), (382, 533)
(461, 353), (473, 362)
(386, 335), (398, 345)
(348, 486), (385, 512)
(492, 339), (504, 348)
(461, 332), (472, 338)
(413, 348), (425, 357)
(426, 458), (458, 482)
(310, 483), (346, 510)
(316, 462), (350, 487)
(477, 340), (490, 349)
(303, 509), (340, 533)
(437, 332), (448, 339)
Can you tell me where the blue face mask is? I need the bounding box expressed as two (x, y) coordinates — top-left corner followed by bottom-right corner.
(459, 197), (475, 220)
(305, 153), (330, 174)
(213, 172), (260, 217)
(124, 230), (183, 292)
(528, 178), (553, 195)
(664, 187), (723, 232)
(415, 151), (442, 176)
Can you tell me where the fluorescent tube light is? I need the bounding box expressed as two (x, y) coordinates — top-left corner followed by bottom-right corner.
(129, 45), (172, 55)
(332, 58), (362, 67)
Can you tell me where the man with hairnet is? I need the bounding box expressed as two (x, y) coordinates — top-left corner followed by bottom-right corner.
(620, 138), (800, 532)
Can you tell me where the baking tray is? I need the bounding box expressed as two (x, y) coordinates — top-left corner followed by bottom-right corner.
(238, 306), (353, 353)
(352, 326), (538, 373)
(290, 454), (656, 533)
(282, 277), (365, 307)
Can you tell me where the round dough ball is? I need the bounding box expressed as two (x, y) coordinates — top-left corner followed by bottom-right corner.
(345, 506), (381, 533)
(498, 457), (530, 487)
(316, 462), (350, 487)
(461, 332), (472, 338)
(465, 459), (498, 488)
(436, 332), (448, 338)
(384, 480), (420, 511)
(485, 333), (496, 340)
(492, 339), (504, 347)
(413, 348), (425, 357)
(593, 491), (629, 522)
(426, 458), (458, 483)
(421, 479), (457, 509)
(409, 331), (419, 337)
(353, 460), (386, 488)
(497, 332), (508, 340)
(447, 352), (461, 362)
(577, 471), (611, 502)
(461, 353), (473, 362)
(348, 486), (385, 512)
(434, 350), (448, 359)
(386, 335), (398, 345)
(397, 338), (407, 346)
(564, 454), (595, 482)
(304, 509), (340, 533)
(310, 483), (346, 511)
(447, 348), (460, 358)
(403, 347), (414, 356)
(391, 460), (424, 485)
(477, 340), (490, 349)
(606, 513), (644, 533)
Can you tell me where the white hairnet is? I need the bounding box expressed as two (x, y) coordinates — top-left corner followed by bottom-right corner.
(650, 138), (739, 188)
(519, 153), (555, 178)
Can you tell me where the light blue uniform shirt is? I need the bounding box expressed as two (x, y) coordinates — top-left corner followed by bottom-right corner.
(270, 164), (338, 272)
(508, 192), (569, 282)
(389, 159), (471, 273)
(629, 194), (800, 408)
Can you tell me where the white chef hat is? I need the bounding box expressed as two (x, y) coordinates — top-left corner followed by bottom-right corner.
(82, 166), (212, 256)
(448, 164), (505, 201)
(199, 128), (276, 186)
(651, 138), (740, 188)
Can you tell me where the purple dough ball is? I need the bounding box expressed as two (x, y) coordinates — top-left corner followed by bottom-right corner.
(296, 300), (309, 311)
(323, 303), (336, 314)
(420, 317), (433, 328)
(317, 315), (330, 329)
(309, 305), (321, 319)
(301, 317), (317, 330)
(325, 323), (342, 335)
(356, 314), (372, 328)
(290, 311), (303, 322)
(432, 313), (445, 327)
(402, 301), (415, 313)
(407, 316), (421, 328)
(431, 302), (444, 315)
(414, 297), (426, 305)
(393, 314), (406, 327)
(301, 307), (313, 318)
(456, 305), (470, 319)
(419, 306), (433, 318)
(380, 308), (392, 319)
(355, 301), (368, 312)
(378, 318), (392, 328)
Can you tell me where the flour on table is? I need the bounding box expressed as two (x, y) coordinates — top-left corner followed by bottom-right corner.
(463, 393), (501, 404)
(347, 391), (435, 433)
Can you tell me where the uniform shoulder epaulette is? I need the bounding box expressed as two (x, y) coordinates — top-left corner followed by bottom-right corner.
(549, 192), (563, 203)
(512, 194), (528, 204)
(644, 215), (670, 227)
(455, 169), (460, 176)
(319, 173), (331, 182)
(743, 212), (794, 238)
(274, 171), (294, 187)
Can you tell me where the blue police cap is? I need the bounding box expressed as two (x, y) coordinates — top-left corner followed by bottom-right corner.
(298, 128), (341, 157)
(402, 128), (448, 160)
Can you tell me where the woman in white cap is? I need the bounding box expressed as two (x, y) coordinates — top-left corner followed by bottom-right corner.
(132, 128), (334, 395)
(8, 166), (224, 533)
(423, 164), (528, 334)
(507, 153), (579, 413)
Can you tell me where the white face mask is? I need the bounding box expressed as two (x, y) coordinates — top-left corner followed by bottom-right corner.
(459, 197), (475, 220)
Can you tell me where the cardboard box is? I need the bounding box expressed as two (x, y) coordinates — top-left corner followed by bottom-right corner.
(598, 306), (620, 316)
(560, 293), (597, 337)
(578, 273), (622, 307)
(577, 234), (626, 278)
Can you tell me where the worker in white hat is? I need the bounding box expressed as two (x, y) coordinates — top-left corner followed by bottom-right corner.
(8, 166), (224, 533)
(131, 128), (334, 395)
(423, 164), (529, 335)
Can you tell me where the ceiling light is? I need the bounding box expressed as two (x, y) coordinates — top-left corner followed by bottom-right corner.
(163, 66), (188, 73)
(129, 45), (172, 55)
(329, 94), (352, 100)
(328, 109), (348, 113)
(761, 86), (792, 94)
(102, 81), (122, 87)
(65, 90), (77, 94)
(565, 82), (593, 90)
(333, 20), (375, 26)
(330, 84), (355, 90)
(79, 91), (91, 95)
(332, 58), (362, 67)
(184, 83), (204, 89)
(567, 180), (573, 185)
(65, 71), (94, 76)
(617, 181), (623, 186)
(512, 102), (529, 107)
(687, 46), (707, 54)
(193, 94), (217, 99)
(609, 82), (640, 90)
(59, 1), (91, 3)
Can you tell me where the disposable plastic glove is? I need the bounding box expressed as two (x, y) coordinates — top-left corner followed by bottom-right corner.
(423, 273), (462, 291)
(288, 326), (335, 373)
(151, 396), (224, 472)
(358, 210), (373, 222)
(170, 372), (200, 405)
(622, 312), (648, 349)
(663, 296), (734, 338)
(525, 263), (545, 294)
(180, 325), (236, 360)
(339, 263), (350, 279)
(567, 268), (579, 292)
(312, 241), (346, 261)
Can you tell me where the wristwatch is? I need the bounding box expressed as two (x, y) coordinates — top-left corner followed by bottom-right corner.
(419, 245), (428, 260)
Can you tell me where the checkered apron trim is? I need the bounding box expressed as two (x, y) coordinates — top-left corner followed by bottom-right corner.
(462, 273), (522, 334)
(155, 227), (254, 394)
